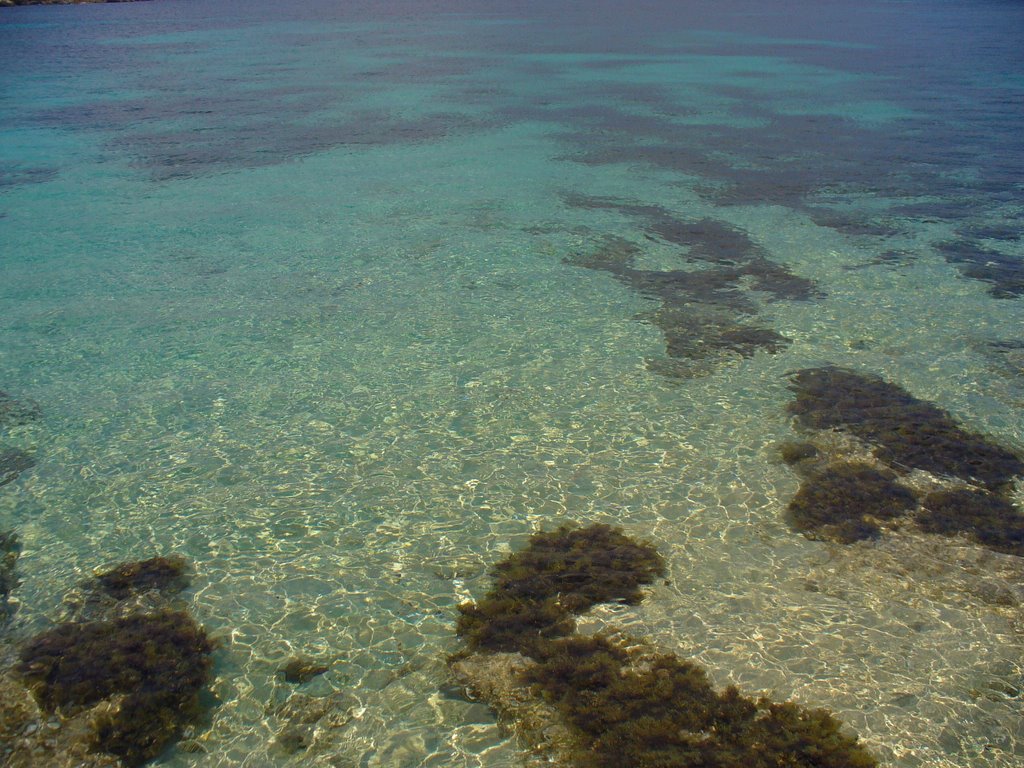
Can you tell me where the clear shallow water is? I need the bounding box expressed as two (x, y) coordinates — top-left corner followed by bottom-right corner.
(1, 0), (1023, 765)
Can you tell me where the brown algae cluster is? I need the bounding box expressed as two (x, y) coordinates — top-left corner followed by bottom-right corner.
(3, 554), (212, 767)
(783, 367), (1024, 552)
(452, 523), (878, 768)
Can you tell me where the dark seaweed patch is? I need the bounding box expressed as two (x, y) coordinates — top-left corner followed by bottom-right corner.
(90, 555), (191, 601)
(0, 390), (42, 429)
(1, 529), (20, 622)
(0, 447), (34, 488)
(456, 524), (664, 657)
(778, 441), (819, 465)
(787, 463), (918, 544)
(564, 230), (799, 375)
(526, 634), (877, 768)
(936, 240), (1024, 299)
(788, 367), (1024, 489)
(456, 526), (877, 768)
(918, 489), (1024, 556)
(0, 165), (57, 189)
(16, 609), (213, 767)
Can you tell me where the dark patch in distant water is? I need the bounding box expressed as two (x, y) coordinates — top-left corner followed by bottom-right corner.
(129, 110), (487, 180)
(936, 241), (1024, 299)
(0, 165), (57, 189)
(563, 220), (801, 377)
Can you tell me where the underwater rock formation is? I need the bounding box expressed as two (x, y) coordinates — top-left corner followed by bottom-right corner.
(788, 367), (1024, 490)
(0, 447), (34, 488)
(783, 368), (1024, 557)
(452, 524), (877, 768)
(936, 240), (1024, 299)
(562, 197), (817, 377)
(16, 609), (213, 767)
(280, 656), (329, 684)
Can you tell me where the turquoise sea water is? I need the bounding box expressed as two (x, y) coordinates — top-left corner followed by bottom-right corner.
(2, 0), (1023, 765)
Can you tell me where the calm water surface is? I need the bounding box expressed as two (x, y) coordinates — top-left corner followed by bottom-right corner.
(1, 0), (1023, 765)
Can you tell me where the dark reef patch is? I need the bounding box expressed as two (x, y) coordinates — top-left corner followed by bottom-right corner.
(89, 555), (191, 601)
(16, 609), (213, 767)
(918, 489), (1024, 556)
(0, 390), (42, 429)
(456, 523), (664, 657)
(562, 197), (817, 376)
(936, 240), (1024, 299)
(788, 367), (1024, 490)
(453, 524), (878, 768)
(787, 463), (918, 544)
(0, 447), (34, 488)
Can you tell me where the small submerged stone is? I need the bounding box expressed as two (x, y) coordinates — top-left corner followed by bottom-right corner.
(787, 463), (918, 544)
(280, 656), (329, 684)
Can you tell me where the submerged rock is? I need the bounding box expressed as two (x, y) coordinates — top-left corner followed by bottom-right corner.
(88, 555), (191, 601)
(918, 488), (1024, 556)
(455, 523), (665, 658)
(561, 197), (818, 377)
(280, 656), (329, 684)
(787, 463), (918, 544)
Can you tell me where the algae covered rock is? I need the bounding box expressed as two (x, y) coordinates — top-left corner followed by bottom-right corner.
(788, 366), (1024, 490)
(786, 463), (918, 544)
(0, 447), (34, 488)
(1, 530), (20, 622)
(456, 524), (664, 657)
(452, 523), (878, 768)
(16, 609), (212, 766)
(918, 488), (1024, 556)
